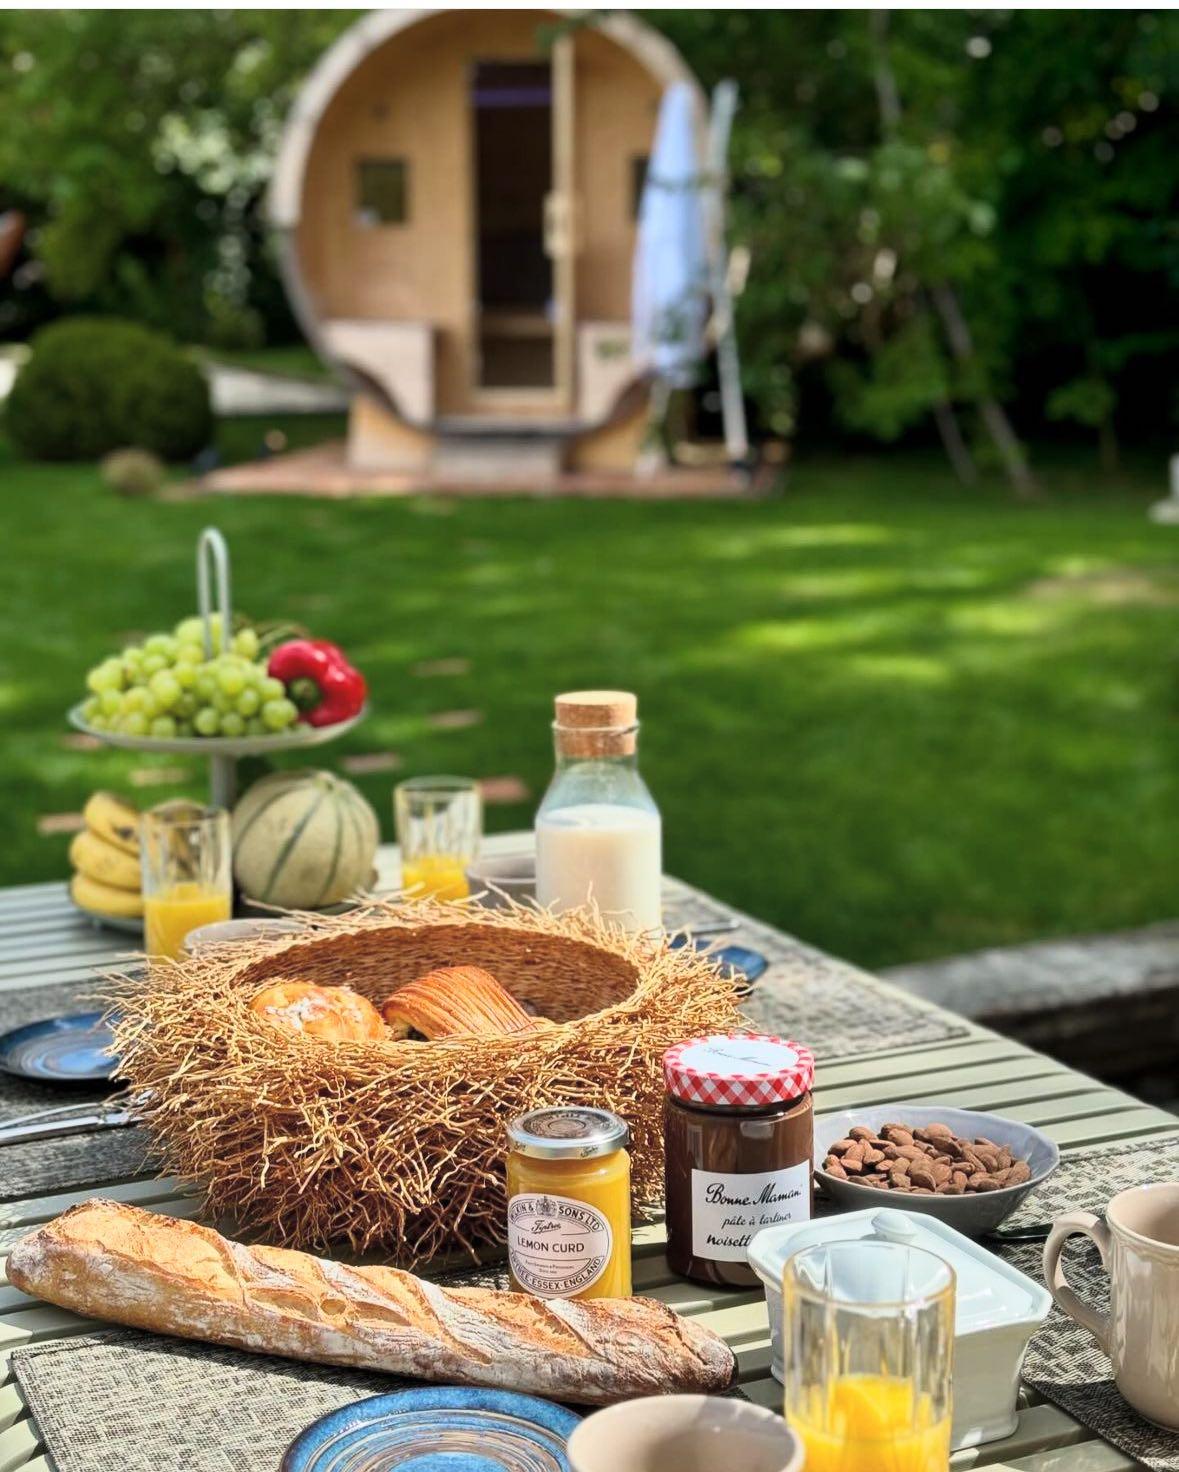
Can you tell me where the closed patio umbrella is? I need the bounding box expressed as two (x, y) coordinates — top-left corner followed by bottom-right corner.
(631, 81), (709, 390)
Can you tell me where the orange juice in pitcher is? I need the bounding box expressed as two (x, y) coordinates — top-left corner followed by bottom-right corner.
(790, 1375), (951, 1472)
(784, 1242), (955, 1472)
(145, 881), (231, 960)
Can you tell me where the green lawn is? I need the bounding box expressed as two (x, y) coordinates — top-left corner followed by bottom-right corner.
(3, 435), (1176, 971)
(194, 344), (335, 382)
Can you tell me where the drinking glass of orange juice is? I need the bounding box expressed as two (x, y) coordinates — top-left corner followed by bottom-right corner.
(784, 1240), (954, 1472)
(141, 801), (232, 960)
(394, 776), (482, 901)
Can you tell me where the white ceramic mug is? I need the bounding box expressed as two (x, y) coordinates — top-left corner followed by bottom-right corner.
(1042, 1182), (1179, 1429)
(566, 1395), (804, 1472)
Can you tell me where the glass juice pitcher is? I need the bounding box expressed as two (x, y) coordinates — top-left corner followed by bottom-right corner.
(141, 801), (232, 961)
(783, 1240), (955, 1472)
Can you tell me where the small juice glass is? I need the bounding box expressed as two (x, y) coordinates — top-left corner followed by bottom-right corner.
(141, 801), (232, 960)
(394, 776), (482, 900)
(784, 1240), (954, 1472)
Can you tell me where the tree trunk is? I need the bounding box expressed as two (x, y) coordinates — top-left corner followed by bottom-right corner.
(871, 11), (1036, 498)
(929, 283), (1037, 498)
(872, 13), (976, 488)
(932, 394), (979, 485)
(870, 10), (902, 130)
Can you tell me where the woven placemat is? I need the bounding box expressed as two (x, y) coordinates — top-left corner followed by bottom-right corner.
(14, 1331), (400, 1472)
(1001, 1131), (1179, 1233)
(11, 1245), (761, 1472)
(10, 1257), (512, 1472)
(0, 978), (150, 1201)
(1000, 1237), (1179, 1470)
(665, 884), (969, 1058)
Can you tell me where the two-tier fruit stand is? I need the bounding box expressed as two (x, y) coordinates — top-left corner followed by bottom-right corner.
(68, 527), (365, 810)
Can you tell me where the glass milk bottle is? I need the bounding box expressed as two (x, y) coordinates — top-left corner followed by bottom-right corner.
(535, 691), (662, 933)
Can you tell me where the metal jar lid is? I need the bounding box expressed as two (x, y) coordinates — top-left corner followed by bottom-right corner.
(507, 1106), (630, 1160)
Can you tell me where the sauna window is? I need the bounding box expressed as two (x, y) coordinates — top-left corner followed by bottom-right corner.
(356, 159), (409, 226)
(631, 155), (650, 218)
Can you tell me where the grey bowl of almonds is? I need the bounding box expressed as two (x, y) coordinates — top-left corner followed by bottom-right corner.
(814, 1104), (1060, 1238)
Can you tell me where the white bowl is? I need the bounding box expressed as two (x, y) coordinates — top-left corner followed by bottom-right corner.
(465, 852), (536, 909)
(814, 1103), (1059, 1238)
(182, 917), (304, 955)
(567, 1395), (803, 1472)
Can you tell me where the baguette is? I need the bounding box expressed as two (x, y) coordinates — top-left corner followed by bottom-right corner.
(8, 1200), (734, 1404)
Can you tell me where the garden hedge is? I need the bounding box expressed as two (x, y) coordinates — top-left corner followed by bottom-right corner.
(7, 317), (212, 462)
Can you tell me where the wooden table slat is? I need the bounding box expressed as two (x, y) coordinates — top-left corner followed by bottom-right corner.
(0, 1179), (195, 1235)
(1004, 1445), (1143, 1471)
(0, 1385), (25, 1436)
(0, 1416), (39, 1472)
(0, 936), (138, 969)
(818, 1067), (1094, 1113)
(1041, 1112), (1179, 1148)
(0, 965), (128, 993)
(816, 1038), (1030, 1086)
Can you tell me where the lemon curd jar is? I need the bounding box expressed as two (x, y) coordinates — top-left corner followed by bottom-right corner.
(506, 1107), (632, 1301)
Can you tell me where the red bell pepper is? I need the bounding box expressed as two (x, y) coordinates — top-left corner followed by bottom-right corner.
(267, 639), (367, 727)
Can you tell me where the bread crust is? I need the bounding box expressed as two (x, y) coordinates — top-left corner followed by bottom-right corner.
(7, 1200), (734, 1404)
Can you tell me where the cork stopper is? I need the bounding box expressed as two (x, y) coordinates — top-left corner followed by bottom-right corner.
(553, 690), (638, 758)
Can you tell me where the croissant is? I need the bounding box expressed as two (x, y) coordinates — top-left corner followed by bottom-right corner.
(382, 965), (547, 1040)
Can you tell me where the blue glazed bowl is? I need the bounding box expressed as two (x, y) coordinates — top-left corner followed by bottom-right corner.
(280, 1387), (582, 1472)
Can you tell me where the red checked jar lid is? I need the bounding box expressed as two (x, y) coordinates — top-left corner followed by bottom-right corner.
(662, 1032), (815, 1289)
(663, 1033), (815, 1110)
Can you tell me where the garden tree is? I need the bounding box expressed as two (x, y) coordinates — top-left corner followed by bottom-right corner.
(0, 10), (354, 342)
(0, 8), (1174, 469)
(867, 9), (1032, 494)
(657, 8), (1178, 479)
(962, 10), (1179, 472)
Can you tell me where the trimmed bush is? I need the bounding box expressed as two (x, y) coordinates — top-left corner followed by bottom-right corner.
(7, 317), (212, 461)
(99, 447), (167, 498)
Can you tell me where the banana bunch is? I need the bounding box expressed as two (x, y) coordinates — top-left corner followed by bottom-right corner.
(69, 792), (144, 919)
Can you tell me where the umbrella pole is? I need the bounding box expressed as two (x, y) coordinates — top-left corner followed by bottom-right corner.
(707, 81), (749, 467)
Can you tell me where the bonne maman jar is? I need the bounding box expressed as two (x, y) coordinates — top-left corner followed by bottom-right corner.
(663, 1033), (815, 1287)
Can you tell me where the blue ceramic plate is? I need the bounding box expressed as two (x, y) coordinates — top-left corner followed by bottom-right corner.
(0, 1012), (118, 1083)
(281, 1388), (580, 1472)
(670, 936), (768, 993)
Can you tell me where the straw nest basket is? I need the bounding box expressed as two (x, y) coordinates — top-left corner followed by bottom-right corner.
(109, 899), (740, 1262)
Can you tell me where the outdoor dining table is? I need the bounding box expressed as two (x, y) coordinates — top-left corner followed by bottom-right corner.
(1, 831), (1175, 1471)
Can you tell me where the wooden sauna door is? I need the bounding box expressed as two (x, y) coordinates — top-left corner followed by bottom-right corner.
(469, 43), (574, 409)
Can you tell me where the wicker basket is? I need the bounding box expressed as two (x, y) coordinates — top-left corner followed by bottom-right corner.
(110, 899), (740, 1261)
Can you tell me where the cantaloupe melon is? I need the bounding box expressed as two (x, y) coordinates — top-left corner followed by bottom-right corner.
(231, 769), (379, 909)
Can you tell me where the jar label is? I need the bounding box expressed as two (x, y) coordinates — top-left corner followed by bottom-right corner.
(507, 1192), (613, 1297)
(690, 1163), (810, 1262)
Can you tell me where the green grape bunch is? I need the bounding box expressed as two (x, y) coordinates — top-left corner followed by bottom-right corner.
(80, 614), (299, 740)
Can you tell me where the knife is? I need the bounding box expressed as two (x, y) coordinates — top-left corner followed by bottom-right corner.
(986, 1210), (1105, 1246)
(0, 1095), (144, 1147)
